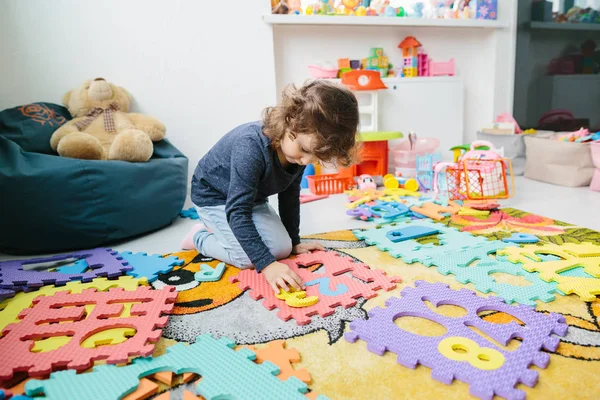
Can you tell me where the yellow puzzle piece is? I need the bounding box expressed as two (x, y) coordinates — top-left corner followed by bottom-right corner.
(275, 288), (319, 308)
(498, 243), (600, 301)
(0, 276), (146, 336)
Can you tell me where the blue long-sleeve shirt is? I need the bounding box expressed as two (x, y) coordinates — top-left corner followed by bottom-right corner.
(191, 121), (305, 271)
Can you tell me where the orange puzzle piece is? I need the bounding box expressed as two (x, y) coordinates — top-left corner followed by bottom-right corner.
(243, 340), (311, 384)
(411, 200), (460, 221)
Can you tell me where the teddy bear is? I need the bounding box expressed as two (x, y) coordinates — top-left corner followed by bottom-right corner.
(50, 78), (166, 162)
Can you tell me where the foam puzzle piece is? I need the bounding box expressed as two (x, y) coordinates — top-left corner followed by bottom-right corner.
(194, 262), (225, 282)
(300, 194), (329, 204)
(179, 208), (200, 219)
(458, 207), (490, 216)
(56, 259), (89, 274)
(275, 289), (319, 308)
(121, 252), (184, 283)
(410, 200), (460, 221)
(304, 277), (348, 296)
(0, 248), (131, 300)
(498, 243), (600, 301)
(231, 251), (401, 325)
(428, 249), (562, 305)
(354, 220), (511, 264)
(25, 335), (330, 400)
(0, 286), (177, 379)
(386, 225), (439, 243)
(121, 378), (158, 400)
(345, 281), (568, 400)
(244, 340), (311, 384)
(502, 233), (539, 244)
(0, 276), (145, 335)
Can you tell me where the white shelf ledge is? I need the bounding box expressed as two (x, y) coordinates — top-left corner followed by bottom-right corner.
(324, 76), (462, 84)
(264, 14), (507, 28)
(530, 21), (600, 31)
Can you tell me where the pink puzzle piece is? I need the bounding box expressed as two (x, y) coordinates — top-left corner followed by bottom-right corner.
(231, 251), (401, 325)
(0, 286), (177, 380)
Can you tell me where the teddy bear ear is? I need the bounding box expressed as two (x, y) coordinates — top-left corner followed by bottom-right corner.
(62, 90), (72, 106)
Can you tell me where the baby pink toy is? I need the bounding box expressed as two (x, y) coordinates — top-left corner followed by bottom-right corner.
(429, 58), (455, 77)
(591, 142), (600, 192)
(357, 174), (377, 191)
(495, 113), (522, 133)
(308, 64), (338, 79)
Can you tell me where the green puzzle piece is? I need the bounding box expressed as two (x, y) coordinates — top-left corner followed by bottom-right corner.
(26, 334), (329, 400)
(353, 220), (503, 264)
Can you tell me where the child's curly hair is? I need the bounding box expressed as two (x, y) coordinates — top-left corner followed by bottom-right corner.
(262, 80), (360, 168)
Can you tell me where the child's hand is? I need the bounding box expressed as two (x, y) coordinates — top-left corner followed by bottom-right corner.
(262, 261), (305, 293)
(292, 242), (325, 255)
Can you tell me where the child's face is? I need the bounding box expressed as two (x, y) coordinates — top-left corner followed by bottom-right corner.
(280, 133), (317, 166)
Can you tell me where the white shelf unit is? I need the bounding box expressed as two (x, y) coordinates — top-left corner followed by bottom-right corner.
(269, 1), (517, 164)
(264, 14), (508, 28)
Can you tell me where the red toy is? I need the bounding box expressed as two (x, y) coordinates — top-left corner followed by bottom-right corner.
(0, 286), (176, 379)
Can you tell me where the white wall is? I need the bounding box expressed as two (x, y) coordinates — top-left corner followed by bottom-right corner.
(0, 0), (276, 180)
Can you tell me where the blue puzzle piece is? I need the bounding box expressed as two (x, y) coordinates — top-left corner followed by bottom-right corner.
(370, 205), (403, 220)
(120, 252), (184, 282)
(502, 233), (539, 244)
(179, 207), (200, 220)
(194, 262), (226, 282)
(428, 247), (560, 306)
(25, 334), (327, 400)
(386, 225), (439, 243)
(57, 259), (88, 274)
(354, 220), (509, 264)
(305, 276), (348, 296)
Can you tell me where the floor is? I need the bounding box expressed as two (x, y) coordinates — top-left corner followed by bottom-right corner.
(1, 176), (599, 261)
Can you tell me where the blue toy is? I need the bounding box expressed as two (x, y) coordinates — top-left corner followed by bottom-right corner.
(386, 225), (439, 243)
(57, 259), (89, 274)
(305, 276), (348, 296)
(502, 233), (539, 244)
(301, 164), (315, 189)
(121, 252), (184, 282)
(412, 2), (424, 17)
(194, 262), (226, 282)
(179, 207), (200, 220)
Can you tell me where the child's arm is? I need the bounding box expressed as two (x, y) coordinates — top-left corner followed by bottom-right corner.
(278, 172), (324, 255)
(225, 136), (278, 273)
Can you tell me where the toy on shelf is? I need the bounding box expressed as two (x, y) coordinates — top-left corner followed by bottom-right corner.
(308, 63), (339, 79)
(397, 37), (456, 78)
(433, 140), (515, 201)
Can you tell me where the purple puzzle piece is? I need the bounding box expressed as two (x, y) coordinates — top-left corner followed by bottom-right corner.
(345, 281), (567, 400)
(0, 248), (131, 300)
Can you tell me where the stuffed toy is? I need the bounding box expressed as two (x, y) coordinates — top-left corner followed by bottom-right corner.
(50, 78), (166, 162)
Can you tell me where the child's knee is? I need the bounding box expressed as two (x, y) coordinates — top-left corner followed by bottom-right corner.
(271, 237), (292, 260)
(231, 254), (254, 270)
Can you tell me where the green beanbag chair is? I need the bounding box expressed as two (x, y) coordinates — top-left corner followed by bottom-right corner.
(0, 102), (188, 255)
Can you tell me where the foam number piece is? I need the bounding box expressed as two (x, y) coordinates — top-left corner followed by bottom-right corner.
(386, 226), (440, 243)
(423, 245), (559, 306)
(56, 259), (89, 274)
(437, 337), (505, 371)
(345, 281), (568, 400)
(194, 262), (225, 282)
(243, 340), (311, 384)
(275, 289), (319, 308)
(179, 207), (200, 220)
(231, 251), (401, 325)
(0, 248), (131, 300)
(25, 335), (330, 400)
(354, 219), (511, 264)
(304, 277), (348, 296)
(502, 233), (539, 244)
(498, 243), (600, 301)
(121, 252), (184, 283)
(0, 276), (145, 336)
(0, 286), (177, 379)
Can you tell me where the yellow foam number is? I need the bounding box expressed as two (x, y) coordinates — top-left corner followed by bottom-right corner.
(438, 336), (505, 370)
(275, 288), (319, 308)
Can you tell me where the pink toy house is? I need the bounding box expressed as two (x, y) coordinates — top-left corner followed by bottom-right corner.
(398, 36), (422, 78)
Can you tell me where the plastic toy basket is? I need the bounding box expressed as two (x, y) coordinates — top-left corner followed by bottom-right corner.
(306, 174), (354, 195)
(446, 158), (514, 200)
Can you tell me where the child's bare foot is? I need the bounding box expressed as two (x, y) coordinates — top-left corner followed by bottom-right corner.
(180, 223), (207, 250)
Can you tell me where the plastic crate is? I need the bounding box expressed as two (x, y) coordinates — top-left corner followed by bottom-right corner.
(306, 174), (354, 195)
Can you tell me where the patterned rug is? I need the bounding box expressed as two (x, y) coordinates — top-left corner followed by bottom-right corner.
(153, 208), (600, 400)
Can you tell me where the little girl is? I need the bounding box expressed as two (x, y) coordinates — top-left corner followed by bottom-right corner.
(181, 80), (360, 293)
